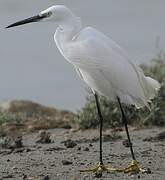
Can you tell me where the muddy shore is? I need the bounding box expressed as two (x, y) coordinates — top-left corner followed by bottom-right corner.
(0, 127), (165, 180)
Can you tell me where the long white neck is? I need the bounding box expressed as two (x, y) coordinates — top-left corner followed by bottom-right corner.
(54, 17), (82, 60)
(56, 17), (82, 41)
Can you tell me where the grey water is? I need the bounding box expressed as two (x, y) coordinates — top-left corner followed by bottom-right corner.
(0, 0), (165, 112)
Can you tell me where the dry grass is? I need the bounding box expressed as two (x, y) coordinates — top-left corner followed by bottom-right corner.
(0, 100), (75, 137)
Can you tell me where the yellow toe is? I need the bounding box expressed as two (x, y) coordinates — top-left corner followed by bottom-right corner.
(80, 162), (124, 175)
(122, 160), (148, 174)
(80, 162), (104, 173)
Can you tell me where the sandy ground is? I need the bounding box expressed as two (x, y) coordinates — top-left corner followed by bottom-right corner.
(0, 127), (165, 180)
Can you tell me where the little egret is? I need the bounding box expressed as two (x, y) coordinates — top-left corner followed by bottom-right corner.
(6, 5), (160, 176)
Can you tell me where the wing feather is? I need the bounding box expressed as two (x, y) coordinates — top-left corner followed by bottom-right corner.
(68, 27), (158, 107)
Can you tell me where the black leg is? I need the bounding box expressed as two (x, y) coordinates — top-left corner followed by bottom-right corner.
(94, 93), (104, 165)
(117, 97), (136, 160)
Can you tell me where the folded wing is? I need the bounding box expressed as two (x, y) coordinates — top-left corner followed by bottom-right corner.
(68, 27), (160, 108)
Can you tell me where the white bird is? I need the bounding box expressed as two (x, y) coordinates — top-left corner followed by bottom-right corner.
(6, 5), (160, 176)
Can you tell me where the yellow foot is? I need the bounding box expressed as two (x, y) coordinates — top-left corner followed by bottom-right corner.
(80, 162), (122, 177)
(122, 160), (150, 175)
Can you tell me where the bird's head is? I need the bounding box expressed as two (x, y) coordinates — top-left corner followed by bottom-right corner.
(6, 5), (76, 28)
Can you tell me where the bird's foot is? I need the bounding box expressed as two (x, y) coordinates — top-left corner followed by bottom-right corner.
(121, 160), (149, 175)
(80, 162), (121, 177)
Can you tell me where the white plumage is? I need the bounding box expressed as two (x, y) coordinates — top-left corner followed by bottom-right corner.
(53, 6), (160, 109)
(6, 5), (160, 109)
(6, 6), (160, 174)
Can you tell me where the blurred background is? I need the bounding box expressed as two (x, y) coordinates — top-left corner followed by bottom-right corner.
(0, 0), (165, 112)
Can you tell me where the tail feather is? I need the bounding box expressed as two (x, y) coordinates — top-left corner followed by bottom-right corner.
(130, 62), (160, 109)
(144, 76), (161, 100)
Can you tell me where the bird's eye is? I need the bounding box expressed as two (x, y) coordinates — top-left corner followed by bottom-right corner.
(42, 12), (52, 18)
(47, 12), (52, 17)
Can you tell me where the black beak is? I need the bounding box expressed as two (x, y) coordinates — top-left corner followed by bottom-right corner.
(6, 14), (46, 29)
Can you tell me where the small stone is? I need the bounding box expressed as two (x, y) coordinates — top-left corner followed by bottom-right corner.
(146, 168), (151, 174)
(24, 148), (31, 152)
(14, 136), (23, 148)
(83, 147), (89, 151)
(122, 139), (132, 147)
(62, 160), (73, 165)
(0, 137), (13, 149)
(143, 137), (154, 142)
(13, 147), (25, 153)
(94, 172), (102, 178)
(63, 139), (77, 148)
(131, 174), (136, 178)
(36, 130), (52, 144)
(156, 131), (165, 141)
(3, 175), (13, 178)
(50, 163), (55, 167)
(82, 175), (88, 179)
(12, 166), (17, 170)
(138, 175), (141, 178)
(42, 175), (49, 180)
(80, 162), (85, 165)
(0, 136), (23, 149)
(77, 146), (81, 151)
(23, 174), (27, 180)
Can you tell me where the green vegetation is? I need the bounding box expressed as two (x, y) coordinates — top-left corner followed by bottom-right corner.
(75, 55), (165, 129)
(0, 112), (26, 125)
